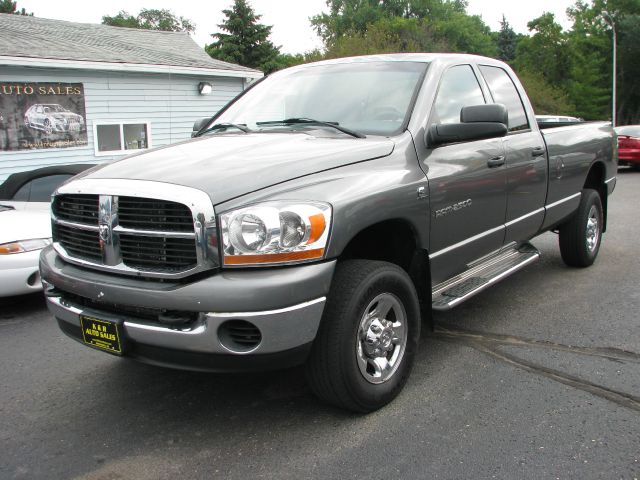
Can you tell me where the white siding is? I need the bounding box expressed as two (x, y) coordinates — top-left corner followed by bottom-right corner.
(0, 66), (245, 181)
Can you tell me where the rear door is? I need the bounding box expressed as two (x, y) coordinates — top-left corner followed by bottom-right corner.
(421, 64), (508, 284)
(478, 65), (547, 244)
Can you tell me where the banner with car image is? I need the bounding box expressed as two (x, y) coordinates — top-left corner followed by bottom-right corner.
(0, 82), (87, 151)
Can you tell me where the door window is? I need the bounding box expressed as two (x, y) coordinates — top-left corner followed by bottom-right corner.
(432, 65), (486, 125)
(479, 65), (529, 132)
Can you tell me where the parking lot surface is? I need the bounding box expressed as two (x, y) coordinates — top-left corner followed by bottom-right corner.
(1, 170), (639, 479)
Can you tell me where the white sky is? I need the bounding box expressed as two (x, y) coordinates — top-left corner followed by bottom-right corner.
(18, 0), (577, 54)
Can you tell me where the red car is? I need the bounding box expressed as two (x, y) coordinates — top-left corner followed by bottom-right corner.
(615, 125), (640, 170)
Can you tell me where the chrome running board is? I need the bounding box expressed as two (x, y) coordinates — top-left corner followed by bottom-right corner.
(431, 243), (540, 311)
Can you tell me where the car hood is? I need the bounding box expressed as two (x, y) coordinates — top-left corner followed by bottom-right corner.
(82, 132), (395, 204)
(0, 208), (51, 244)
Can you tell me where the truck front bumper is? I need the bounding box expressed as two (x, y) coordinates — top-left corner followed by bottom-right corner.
(40, 247), (335, 372)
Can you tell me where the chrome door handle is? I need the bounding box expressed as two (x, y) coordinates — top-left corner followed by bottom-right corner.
(487, 156), (505, 168)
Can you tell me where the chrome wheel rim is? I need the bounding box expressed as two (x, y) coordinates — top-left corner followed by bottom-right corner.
(586, 205), (600, 253)
(356, 292), (408, 384)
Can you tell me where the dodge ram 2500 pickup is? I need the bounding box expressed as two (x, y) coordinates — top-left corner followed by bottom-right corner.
(40, 54), (617, 412)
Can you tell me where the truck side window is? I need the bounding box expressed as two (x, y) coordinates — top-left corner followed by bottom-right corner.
(479, 65), (529, 132)
(433, 65), (485, 125)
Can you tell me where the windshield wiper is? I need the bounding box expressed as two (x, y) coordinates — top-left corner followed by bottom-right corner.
(257, 118), (366, 138)
(198, 122), (251, 136)
(0, 204), (15, 211)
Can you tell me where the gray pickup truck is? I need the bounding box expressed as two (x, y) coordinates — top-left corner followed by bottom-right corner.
(40, 54), (616, 412)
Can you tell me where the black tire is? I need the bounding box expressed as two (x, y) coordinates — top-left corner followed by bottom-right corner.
(631, 164), (640, 172)
(306, 260), (421, 412)
(558, 188), (603, 268)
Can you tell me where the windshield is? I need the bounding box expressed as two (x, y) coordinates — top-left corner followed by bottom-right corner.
(616, 126), (640, 137)
(215, 61), (428, 136)
(44, 105), (66, 113)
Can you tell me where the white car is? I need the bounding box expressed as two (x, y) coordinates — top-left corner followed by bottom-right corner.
(24, 104), (85, 135)
(0, 205), (51, 296)
(0, 164), (96, 297)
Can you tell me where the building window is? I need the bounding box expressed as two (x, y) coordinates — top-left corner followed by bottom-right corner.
(94, 122), (151, 155)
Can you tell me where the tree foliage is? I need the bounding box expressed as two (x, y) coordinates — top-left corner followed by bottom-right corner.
(102, 9), (195, 33)
(0, 0), (32, 15)
(496, 15), (517, 63)
(206, 0), (282, 73)
(299, 0), (640, 123)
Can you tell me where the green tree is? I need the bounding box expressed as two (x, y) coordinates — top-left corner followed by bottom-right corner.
(617, 15), (640, 123)
(206, 0), (281, 73)
(311, 0), (469, 45)
(515, 13), (570, 86)
(102, 9), (195, 33)
(311, 0), (494, 56)
(0, 0), (32, 15)
(516, 69), (575, 115)
(496, 15), (517, 63)
(566, 0), (640, 122)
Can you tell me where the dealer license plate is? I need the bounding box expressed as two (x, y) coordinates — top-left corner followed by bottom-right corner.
(80, 315), (124, 355)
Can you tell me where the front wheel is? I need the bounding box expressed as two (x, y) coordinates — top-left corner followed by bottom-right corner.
(559, 188), (603, 267)
(306, 260), (421, 412)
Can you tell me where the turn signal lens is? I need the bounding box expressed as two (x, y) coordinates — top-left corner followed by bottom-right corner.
(220, 202), (331, 266)
(0, 238), (51, 255)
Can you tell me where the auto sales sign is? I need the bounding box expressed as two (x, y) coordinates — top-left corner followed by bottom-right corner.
(0, 82), (88, 151)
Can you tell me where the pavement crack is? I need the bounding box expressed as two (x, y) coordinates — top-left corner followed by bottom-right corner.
(433, 325), (640, 364)
(471, 341), (640, 413)
(432, 328), (640, 413)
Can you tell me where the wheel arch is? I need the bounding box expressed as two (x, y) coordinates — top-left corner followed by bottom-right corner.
(336, 218), (431, 310)
(583, 161), (608, 231)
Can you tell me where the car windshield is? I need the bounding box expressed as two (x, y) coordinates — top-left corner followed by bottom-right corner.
(44, 105), (66, 113)
(214, 61), (428, 136)
(616, 126), (640, 137)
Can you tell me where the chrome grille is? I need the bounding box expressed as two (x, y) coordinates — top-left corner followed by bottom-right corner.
(50, 183), (217, 279)
(119, 234), (197, 270)
(53, 224), (102, 261)
(52, 194), (98, 225)
(118, 197), (194, 232)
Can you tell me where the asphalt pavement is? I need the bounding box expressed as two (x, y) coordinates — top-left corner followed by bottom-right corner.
(1, 170), (639, 479)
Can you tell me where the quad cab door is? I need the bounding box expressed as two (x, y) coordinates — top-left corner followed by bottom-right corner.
(477, 65), (547, 244)
(419, 64), (508, 284)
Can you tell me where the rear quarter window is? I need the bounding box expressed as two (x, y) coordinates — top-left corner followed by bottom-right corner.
(479, 65), (529, 132)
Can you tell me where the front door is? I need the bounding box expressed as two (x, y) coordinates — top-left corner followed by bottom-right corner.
(420, 64), (508, 284)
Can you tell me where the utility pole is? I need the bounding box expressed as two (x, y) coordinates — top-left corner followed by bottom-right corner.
(603, 11), (617, 127)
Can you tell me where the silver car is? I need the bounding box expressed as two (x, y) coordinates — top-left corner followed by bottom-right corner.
(24, 104), (84, 134)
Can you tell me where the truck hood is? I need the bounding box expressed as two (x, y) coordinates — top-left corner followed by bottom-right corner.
(83, 132), (395, 204)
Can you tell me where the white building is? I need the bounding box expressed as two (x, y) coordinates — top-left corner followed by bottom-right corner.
(0, 14), (262, 182)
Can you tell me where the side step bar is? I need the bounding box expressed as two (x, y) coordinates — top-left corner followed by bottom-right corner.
(431, 243), (540, 311)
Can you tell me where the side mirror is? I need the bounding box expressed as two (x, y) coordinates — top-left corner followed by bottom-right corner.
(426, 104), (508, 148)
(192, 117), (211, 137)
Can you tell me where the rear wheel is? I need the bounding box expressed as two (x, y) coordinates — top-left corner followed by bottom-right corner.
(559, 188), (603, 267)
(306, 260), (421, 412)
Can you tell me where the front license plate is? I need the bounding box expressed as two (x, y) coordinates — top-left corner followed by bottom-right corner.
(80, 315), (124, 355)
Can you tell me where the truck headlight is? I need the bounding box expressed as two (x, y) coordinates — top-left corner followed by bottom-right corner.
(220, 201), (331, 266)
